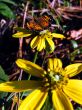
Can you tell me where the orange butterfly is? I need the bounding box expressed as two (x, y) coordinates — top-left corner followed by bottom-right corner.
(27, 15), (50, 31)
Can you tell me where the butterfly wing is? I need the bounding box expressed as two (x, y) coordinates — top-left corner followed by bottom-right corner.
(27, 20), (42, 31)
(27, 15), (50, 31)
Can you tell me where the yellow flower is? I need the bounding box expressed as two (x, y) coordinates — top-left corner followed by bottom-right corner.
(30, 30), (65, 52)
(0, 58), (82, 110)
(13, 29), (65, 52)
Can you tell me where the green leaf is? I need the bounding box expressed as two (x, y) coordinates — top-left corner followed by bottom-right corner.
(0, 3), (15, 19)
(76, 107), (82, 110)
(21, 90), (32, 98)
(0, 92), (8, 98)
(71, 40), (78, 49)
(0, 0), (16, 6)
(64, 0), (70, 6)
(2, 105), (5, 110)
(70, 49), (80, 61)
(0, 66), (8, 82)
(0, 66), (8, 98)
(14, 27), (30, 33)
(41, 95), (53, 110)
(70, 47), (82, 61)
(79, 47), (82, 54)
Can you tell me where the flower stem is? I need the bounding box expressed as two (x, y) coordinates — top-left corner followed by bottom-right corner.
(33, 51), (38, 63)
(42, 51), (48, 67)
(28, 51), (38, 80)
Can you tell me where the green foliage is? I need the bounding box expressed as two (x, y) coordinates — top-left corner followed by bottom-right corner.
(41, 95), (53, 110)
(64, 0), (71, 6)
(0, 0), (16, 5)
(71, 40), (78, 49)
(76, 107), (82, 110)
(14, 27), (30, 33)
(0, 0), (16, 19)
(70, 40), (82, 61)
(70, 49), (80, 61)
(0, 66), (8, 82)
(70, 40), (79, 61)
(0, 66), (9, 98)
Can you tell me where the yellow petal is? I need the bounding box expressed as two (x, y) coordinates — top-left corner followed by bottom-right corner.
(30, 36), (39, 49)
(53, 58), (62, 72)
(31, 36), (45, 51)
(63, 79), (82, 104)
(62, 63), (82, 77)
(48, 58), (53, 71)
(13, 32), (31, 38)
(45, 37), (55, 53)
(51, 33), (65, 39)
(48, 58), (62, 73)
(42, 37), (46, 49)
(36, 37), (42, 51)
(37, 37), (45, 51)
(16, 59), (46, 77)
(37, 37), (43, 51)
(0, 80), (41, 92)
(52, 89), (73, 110)
(18, 88), (48, 110)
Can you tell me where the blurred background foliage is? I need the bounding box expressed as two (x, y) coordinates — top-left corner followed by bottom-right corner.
(0, 0), (16, 19)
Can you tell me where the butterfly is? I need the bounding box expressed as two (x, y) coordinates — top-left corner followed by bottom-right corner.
(26, 15), (50, 31)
